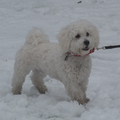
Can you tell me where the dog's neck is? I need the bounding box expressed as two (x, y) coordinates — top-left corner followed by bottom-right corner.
(64, 48), (95, 61)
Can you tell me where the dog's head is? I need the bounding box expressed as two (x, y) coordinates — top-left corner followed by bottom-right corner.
(57, 20), (99, 55)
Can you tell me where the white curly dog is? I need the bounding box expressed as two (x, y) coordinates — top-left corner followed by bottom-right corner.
(11, 20), (99, 105)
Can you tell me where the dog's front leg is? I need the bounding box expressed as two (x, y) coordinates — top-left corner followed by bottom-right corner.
(65, 82), (88, 105)
(80, 79), (90, 103)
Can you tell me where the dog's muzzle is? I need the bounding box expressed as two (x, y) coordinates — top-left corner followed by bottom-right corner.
(82, 40), (90, 51)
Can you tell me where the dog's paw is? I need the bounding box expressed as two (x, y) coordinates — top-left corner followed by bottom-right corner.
(76, 98), (90, 105)
(37, 85), (48, 94)
(85, 98), (90, 103)
(12, 89), (21, 95)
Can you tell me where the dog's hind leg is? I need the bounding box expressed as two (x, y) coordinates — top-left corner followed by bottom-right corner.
(30, 69), (47, 94)
(12, 62), (31, 94)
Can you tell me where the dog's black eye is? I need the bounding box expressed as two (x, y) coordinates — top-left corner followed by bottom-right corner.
(86, 32), (89, 37)
(75, 34), (81, 39)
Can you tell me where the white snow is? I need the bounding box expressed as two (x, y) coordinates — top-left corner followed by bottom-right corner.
(0, 0), (120, 120)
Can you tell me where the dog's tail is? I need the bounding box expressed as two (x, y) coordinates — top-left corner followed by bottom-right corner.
(25, 27), (50, 45)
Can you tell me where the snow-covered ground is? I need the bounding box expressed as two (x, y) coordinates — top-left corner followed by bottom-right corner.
(0, 0), (120, 120)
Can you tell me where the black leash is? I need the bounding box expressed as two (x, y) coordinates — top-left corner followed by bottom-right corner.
(96, 45), (120, 50)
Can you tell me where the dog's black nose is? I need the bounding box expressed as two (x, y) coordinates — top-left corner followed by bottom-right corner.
(84, 40), (90, 46)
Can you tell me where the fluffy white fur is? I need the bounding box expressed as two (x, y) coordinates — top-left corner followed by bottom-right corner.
(11, 20), (99, 105)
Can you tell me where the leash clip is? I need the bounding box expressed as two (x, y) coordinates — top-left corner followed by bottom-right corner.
(65, 52), (70, 61)
(96, 46), (105, 50)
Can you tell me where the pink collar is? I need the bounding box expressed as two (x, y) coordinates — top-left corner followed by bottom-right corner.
(65, 48), (95, 60)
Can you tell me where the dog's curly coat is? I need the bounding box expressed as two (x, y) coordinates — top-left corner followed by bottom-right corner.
(11, 20), (99, 104)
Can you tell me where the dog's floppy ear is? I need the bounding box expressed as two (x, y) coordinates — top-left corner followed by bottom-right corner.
(57, 25), (72, 53)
